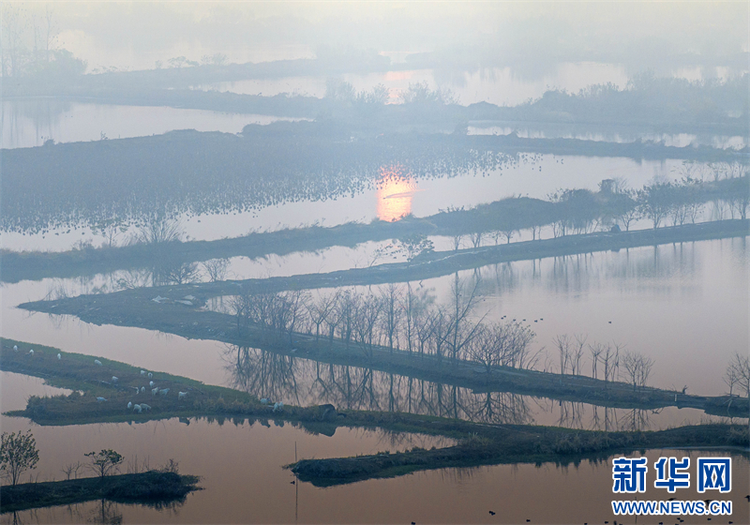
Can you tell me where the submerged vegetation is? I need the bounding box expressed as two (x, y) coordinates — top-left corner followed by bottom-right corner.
(2, 121), (746, 237)
(3, 169), (748, 283)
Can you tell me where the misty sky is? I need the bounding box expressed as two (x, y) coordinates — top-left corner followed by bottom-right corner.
(14, 1), (748, 75)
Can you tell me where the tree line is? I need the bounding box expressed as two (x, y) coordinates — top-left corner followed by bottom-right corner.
(229, 276), (661, 392)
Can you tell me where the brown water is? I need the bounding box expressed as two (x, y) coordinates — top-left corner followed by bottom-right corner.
(2, 238), (746, 433)
(4, 373), (747, 523)
(2, 106), (747, 522)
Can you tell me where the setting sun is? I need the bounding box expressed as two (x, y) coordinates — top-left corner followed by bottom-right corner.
(376, 164), (418, 222)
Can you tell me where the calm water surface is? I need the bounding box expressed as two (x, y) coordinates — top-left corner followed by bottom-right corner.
(1, 81), (747, 522)
(3, 377), (747, 524)
(192, 63), (631, 107)
(2, 238), (745, 430)
(2, 153), (688, 252)
(1, 100), (309, 149)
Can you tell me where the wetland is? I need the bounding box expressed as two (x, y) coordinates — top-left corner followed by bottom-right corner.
(1, 4), (749, 523)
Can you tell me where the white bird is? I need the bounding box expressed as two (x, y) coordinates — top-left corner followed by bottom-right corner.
(178, 391), (188, 400)
(28, 349), (34, 356)
(261, 398), (269, 404)
(111, 376), (118, 383)
(159, 388), (170, 396)
(133, 404), (142, 413)
(94, 359), (102, 366)
(149, 381), (155, 387)
(140, 370), (147, 376)
(147, 372), (153, 379)
(140, 403), (151, 411)
(152, 387), (159, 396)
(140, 386), (146, 393)
(13, 345), (18, 352)
(133, 386), (140, 394)
(127, 402), (133, 409)
(273, 402), (284, 412)
(96, 397), (107, 403)
(57, 353), (61, 360)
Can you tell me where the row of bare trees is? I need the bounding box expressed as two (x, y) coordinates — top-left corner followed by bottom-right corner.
(225, 345), (655, 431)
(229, 276), (666, 390)
(230, 276), (540, 371)
(552, 334), (653, 389)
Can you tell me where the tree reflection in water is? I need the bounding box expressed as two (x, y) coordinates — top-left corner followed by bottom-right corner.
(223, 344), (664, 430)
(90, 499), (122, 525)
(224, 345), (535, 425)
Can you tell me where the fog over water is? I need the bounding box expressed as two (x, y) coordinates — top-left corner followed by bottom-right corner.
(1, 2), (748, 524)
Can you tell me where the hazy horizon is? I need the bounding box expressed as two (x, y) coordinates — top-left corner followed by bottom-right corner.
(4, 1), (747, 76)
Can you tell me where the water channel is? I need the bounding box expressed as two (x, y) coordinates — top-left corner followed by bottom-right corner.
(1, 89), (747, 523)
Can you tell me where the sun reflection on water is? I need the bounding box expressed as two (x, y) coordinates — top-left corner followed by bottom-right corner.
(376, 164), (417, 222)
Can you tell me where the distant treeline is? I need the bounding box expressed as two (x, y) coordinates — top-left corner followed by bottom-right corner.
(5, 52), (747, 134)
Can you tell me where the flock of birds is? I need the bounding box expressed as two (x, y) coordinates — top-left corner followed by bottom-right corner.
(117, 368), (189, 413)
(15, 344), (188, 413)
(500, 315), (544, 323)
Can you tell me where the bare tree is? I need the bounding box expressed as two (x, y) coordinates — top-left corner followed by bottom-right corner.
(621, 350), (654, 390)
(336, 290), (358, 347)
(447, 274), (485, 361)
(602, 342), (621, 384)
(726, 352), (750, 398)
(570, 334), (587, 376)
(132, 215), (183, 245)
(61, 461), (83, 480)
(282, 290), (309, 343)
(554, 334), (572, 374)
(470, 321), (536, 373)
(588, 342), (606, 379)
(160, 262), (200, 285)
(724, 360), (739, 397)
(380, 283), (403, 352)
(308, 290), (341, 341)
(201, 258), (229, 282)
(353, 293), (382, 358)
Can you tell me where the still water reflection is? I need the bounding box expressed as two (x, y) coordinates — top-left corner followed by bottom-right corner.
(222, 344), (724, 431)
(376, 164), (418, 222)
(1, 100), (308, 149)
(192, 63), (632, 107)
(2, 153), (687, 253)
(2, 238), (745, 432)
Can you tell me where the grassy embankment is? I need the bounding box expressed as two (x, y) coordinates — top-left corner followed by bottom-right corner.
(14, 219), (749, 303)
(289, 423), (749, 487)
(3, 323), (748, 427)
(0, 471), (201, 513)
(3, 339), (747, 488)
(12, 224), (750, 418)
